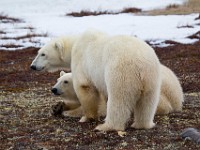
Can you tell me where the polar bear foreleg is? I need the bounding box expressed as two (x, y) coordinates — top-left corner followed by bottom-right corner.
(52, 100), (81, 116)
(63, 106), (83, 117)
(75, 85), (100, 122)
(63, 100), (81, 110)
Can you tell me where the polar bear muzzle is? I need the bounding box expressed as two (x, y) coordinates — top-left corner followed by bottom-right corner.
(30, 64), (45, 71)
(51, 88), (62, 95)
(30, 65), (37, 70)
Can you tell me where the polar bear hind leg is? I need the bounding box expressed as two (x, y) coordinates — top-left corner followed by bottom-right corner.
(95, 68), (138, 131)
(132, 66), (161, 129)
(131, 63), (161, 129)
(156, 94), (173, 115)
(132, 89), (160, 129)
(95, 60), (161, 131)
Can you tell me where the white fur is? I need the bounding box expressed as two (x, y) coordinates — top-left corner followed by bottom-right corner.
(53, 71), (78, 100)
(31, 36), (76, 72)
(52, 66), (184, 119)
(31, 30), (162, 131)
(157, 65), (184, 114)
(52, 71), (106, 118)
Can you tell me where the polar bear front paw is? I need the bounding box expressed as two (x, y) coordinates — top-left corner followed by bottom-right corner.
(63, 109), (82, 118)
(79, 116), (90, 122)
(95, 123), (114, 132)
(131, 122), (155, 129)
(79, 116), (98, 122)
(51, 101), (64, 116)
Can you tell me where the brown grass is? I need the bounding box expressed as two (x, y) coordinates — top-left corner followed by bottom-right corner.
(0, 13), (22, 23)
(67, 7), (141, 17)
(177, 25), (194, 28)
(121, 8), (142, 13)
(147, 0), (200, 15)
(166, 4), (179, 9)
(187, 31), (200, 39)
(18, 26), (35, 30)
(0, 44), (23, 49)
(0, 30), (6, 34)
(1, 33), (48, 40)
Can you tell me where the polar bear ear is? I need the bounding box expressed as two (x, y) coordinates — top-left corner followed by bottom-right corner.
(55, 42), (64, 60)
(60, 71), (66, 77)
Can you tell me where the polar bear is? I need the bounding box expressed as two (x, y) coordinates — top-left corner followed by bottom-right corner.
(51, 71), (106, 117)
(51, 67), (183, 117)
(51, 71), (82, 117)
(31, 30), (161, 131)
(156, 65), (184, 114)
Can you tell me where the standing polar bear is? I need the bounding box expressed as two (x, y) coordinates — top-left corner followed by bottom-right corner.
(31, 30), (162, 131)
(51, 67), (183, 118)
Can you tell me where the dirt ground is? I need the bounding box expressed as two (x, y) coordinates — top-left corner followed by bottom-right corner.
(0, 39), (200, 150)
(1, 15), (200, 150)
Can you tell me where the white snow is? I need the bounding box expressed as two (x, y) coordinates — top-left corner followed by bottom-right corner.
(0, 0), (199, 50)
(0, 0), (187, 15)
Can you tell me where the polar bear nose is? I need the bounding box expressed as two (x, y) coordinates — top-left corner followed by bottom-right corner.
(30, 65), (37, 70)
(51, 88), (58, 94)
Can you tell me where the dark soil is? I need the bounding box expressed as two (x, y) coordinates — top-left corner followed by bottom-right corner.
(0, 40), (200, 149)
(155, 40), (200, 93)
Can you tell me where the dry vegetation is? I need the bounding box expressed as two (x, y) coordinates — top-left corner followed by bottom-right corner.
(66, 7), (141, 17)
(66, 0), (200, 17)
(0, 30), (6, 34)
(1, 40), (200, 149)
(187, 31), (200, 39)
(1, 33), (48, 40)
(0, 13), (22, 23)
(147, 0), (200, 15)
(0, 14), (48, 50)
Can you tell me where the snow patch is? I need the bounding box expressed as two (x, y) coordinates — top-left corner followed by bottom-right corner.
(0, 0), (199, 50)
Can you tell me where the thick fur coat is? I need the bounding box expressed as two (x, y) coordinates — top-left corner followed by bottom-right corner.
(31, 30), (165, 131)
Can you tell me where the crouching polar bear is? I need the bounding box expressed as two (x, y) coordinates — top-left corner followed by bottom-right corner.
(52, 68), (183, 118)
(51, 71), (106, 117)
(31, 30), (166, 131)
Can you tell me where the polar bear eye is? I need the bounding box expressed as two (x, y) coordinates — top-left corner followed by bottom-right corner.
(41, 53), (45, 56)
(64, 80), (68, 84)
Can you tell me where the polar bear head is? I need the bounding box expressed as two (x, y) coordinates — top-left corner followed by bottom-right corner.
(30, 37), (73, 72)
(52, 71), (78, 101)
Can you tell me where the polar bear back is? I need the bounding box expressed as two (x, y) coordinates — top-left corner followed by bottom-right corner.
(72, 31), (160, 97)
